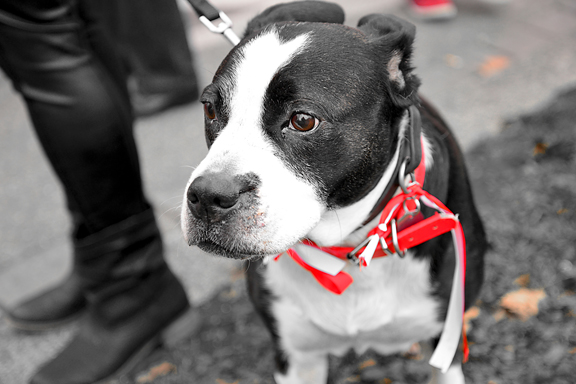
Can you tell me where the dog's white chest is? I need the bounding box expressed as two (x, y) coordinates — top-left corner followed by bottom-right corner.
(264, 252), (444, 356)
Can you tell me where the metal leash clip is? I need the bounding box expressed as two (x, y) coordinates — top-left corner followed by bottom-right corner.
(398, 157), (417, 195)
(187, 0), (241, 46)
(390, 219), (405, 258)
(398, 196), (421, 225)
(199, 11), (240, 45)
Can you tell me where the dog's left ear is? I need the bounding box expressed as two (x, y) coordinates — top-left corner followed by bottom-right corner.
(358, 14), (420, 108)
(245, 1), (345, 37)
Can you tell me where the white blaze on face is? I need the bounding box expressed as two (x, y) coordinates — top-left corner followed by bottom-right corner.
(184, 28), (325, 252)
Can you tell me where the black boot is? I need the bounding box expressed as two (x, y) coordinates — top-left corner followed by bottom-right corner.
(5, 271), (86, 331)
(30, 209), (196, 384)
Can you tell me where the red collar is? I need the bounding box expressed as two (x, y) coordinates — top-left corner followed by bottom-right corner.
(276, 130), (465, 295)
(299, 136), (428, 265)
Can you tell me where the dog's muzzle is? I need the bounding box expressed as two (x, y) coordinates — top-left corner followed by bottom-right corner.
(182, 171), (267, 258)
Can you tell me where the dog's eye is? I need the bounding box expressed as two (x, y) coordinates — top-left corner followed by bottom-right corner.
(203, 102), (217, 120)
(290, 113), (319, 132)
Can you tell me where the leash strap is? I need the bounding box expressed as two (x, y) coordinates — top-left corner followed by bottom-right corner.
(363, 106), (423, 225)
(405, 104), (422, 174)
(186, 0), (240, 45)
(414, 190), (467, 373)
(187, 0), (220, 20)
(429, 224), (466, 372)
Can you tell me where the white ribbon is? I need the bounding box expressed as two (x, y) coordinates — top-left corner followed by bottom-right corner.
(292, 243), (347, 276)
(358, 234), (380, 267)
(428, 228), (465, 373)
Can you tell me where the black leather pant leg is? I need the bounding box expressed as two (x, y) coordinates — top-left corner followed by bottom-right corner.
(0, 0), (148, 236)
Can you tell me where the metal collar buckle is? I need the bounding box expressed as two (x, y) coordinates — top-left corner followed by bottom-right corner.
(347, 157), (423, 262)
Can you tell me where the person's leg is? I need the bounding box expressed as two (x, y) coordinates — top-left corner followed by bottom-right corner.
(102, 0), (199, 116)
(0, 0), (143, 331)
(0, 0), (144, 232)
(0, 1), (194, 382)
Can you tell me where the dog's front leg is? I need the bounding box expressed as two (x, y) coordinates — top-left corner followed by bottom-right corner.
(274, 351), (328, 384)
(428, 363), (465, 384)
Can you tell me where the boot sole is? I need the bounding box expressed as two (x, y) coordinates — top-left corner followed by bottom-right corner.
(92, 306), (201, 384)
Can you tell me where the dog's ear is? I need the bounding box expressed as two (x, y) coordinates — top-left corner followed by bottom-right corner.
(244, 1), (345, 37)
(357, 14), (420, 108)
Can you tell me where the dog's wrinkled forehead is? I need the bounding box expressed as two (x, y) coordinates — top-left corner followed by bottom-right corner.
(220, 26), (311, 122)
(210, 23), (374, 113)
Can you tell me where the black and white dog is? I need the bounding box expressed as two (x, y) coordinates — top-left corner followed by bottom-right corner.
(181, 2), (487, 383)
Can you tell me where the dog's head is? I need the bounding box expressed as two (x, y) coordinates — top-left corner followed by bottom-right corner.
(182, 1), (420, 259)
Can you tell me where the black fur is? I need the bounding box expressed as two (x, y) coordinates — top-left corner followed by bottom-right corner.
(244, 1), (345, 37)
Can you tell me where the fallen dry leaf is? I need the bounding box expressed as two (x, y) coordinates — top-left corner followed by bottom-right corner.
(216, 379), (239, 384)
(403, 342), (424, 360)
(445, 54), (464, 69)
(499, 288), (546, 321)
(136, 362), (177, 383)
(358, 358), (376, 370)
(478, 55), (510, 78)
(220, 287), (238, 299)
(533, 142), (549, 156)
(569, 347), (576, 354)
(514, 274), (531, 287)
(493, 308), (507, 322)
(464, 306), (481, 333)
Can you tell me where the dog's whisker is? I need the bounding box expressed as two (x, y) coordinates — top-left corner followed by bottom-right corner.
(158, 195), (185, 207)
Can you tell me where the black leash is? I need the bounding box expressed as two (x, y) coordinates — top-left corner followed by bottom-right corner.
(186, 0), (240, 45)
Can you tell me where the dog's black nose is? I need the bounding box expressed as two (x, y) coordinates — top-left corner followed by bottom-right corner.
(187, 173), (255, 223)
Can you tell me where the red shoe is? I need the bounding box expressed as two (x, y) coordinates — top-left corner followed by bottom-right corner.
(410, 0), (457, 20)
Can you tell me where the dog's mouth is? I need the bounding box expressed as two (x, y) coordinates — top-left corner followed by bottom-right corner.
(184, 207), (273, 260)
(196, 240), (246, 259)
(196, 239), (270, 261)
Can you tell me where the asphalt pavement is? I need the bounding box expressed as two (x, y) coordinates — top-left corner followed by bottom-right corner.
(1, 0), (575, 382)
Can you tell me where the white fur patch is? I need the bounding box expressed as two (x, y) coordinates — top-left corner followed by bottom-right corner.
(183, 29), (326, 253)
(266, 250), (444, 372)
(422, 132), (435, 171)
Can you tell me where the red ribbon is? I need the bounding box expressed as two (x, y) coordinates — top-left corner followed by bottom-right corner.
(286, 248), (353, 294)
